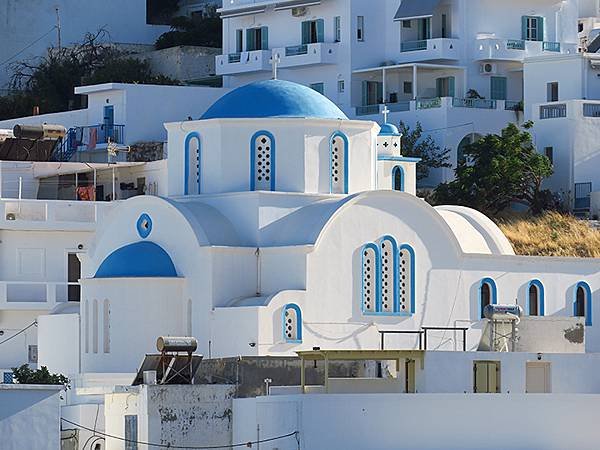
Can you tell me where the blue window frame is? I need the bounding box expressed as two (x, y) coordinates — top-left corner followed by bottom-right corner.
(527, 280), (545, 316)
(479, 278), (497, 319)
(330, 132), (349, 194)
(250, 131), (276, 191)
(380, 236), (399, 314)
(282, 304), (303, 343)
(184, 132), (201, 195)
(392, 166), (405, 192)
(574, 281), (592, 326)
(399, 244), (415, 315)
(361, 243), (380, 314)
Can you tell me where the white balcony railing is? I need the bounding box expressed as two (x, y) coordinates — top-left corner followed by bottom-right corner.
(0, 281), (71, 310)
(274, 42), (339, 68)
(397, 38), (460, 63)
(216, 50), (272, 75)
(355, 97), (518, 117)
(476, 38), (577, 61)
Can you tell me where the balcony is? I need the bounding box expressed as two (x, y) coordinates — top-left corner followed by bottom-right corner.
(397, 38), (460, 63)
(452, 98), (497, 109)
(0, 281), (71, 311)
(540, 104), (567, 119)
(274, 42), (339, 69)
(475, 38), (577, 61)
(536, 100), (600, 121)
(354, 97), (517, 117)
(216, 50), (272, 75)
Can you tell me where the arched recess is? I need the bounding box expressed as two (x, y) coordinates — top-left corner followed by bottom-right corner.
(379, 236), (399, 313)
(479, 277), (497, 319)
(251, 131), (276, 191)
(392, 166), (405, 192)
(457, 133), (483, 166)
(361, 243), (380, 314)
(184, 132), (202, 195)
(282, 304), (303, 343)
(399, 244), (415, 315)
(330, 132), (349, 194)
(527, 280), (545, 316)
(574, 281), (592, 326)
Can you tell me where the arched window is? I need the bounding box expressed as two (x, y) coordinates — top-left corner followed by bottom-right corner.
(251, 131), (275, 191)
(184, 132), (201, 195)
(361, 243), (380, 314)
(527, 280), (544, 316)
(330, 132), (348, 194)
(399, 244), (415, 315)
(282, 304), (302, 343)
(574, 282), (592, 326)
(379, 236), (398, 313)
(479, 278), (497, 319)
(392, 166), (404, 192)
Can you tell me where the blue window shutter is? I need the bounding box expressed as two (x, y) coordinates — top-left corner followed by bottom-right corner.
(302, 21), (310, 45)
(316, 19), (325, 43)
(246, 29), (254, 51)
(436, 78), (443, 97)
(448, 77), (456, 97)
(261, 27), (269, 50)
(537, 16), (544, 41)
(491, 77), (507, 100)
(521, 16), (528, 40)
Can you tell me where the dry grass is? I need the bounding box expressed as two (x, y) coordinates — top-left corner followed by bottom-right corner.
(497, 212), (600, 258)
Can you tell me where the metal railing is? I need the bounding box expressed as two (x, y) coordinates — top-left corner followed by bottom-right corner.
(452, 98), (497, 109)
(540, 104), (566, 119)
(506, 39), (525, 50)
(54, 124), (125, 161)
(401, 40), (428, 52)
(543, 41), (561, 52)
(355, 105), (381, 116)
(387, 101), (411, 112)
(379, 326), (469, 351)
(416, 97), (442, 109)
(228, 53), (241, 63)
(505, 100), (523, 111)
(285, 44), (308, 56)
(583, 103), (600, 117)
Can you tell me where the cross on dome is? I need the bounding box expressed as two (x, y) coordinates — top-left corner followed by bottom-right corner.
(382, 105), (390, 124)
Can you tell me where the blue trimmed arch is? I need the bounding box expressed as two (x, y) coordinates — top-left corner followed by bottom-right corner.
(250, 130), (276, 191)
(399, 244), (416, 315)
(379, 235), (399, 314)
(184, 132), (201, 195)
(361, 242), (381, 314)
(282, 303), (303, 343)
(479, 278), (497, 319)
(329, 131), (349, 194)
(392, 166), (405, 192)
(526, 279), (545, 316)
(574, 281), (593, 326)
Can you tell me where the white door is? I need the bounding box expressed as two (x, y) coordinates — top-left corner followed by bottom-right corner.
(526, 362), (551, 393)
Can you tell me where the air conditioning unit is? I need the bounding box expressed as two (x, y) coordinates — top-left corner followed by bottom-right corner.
(480, 63), (497, 75)
(292, 7), (307, 17)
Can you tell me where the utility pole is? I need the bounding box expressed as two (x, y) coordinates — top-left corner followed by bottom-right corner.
(55, 7), (62, 50)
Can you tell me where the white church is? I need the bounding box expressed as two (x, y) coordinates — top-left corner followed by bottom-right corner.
(32, 79), (600, 379)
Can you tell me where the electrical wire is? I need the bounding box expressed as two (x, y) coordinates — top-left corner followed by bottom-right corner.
(61, 418), (298, 449)
(0, 321), (37, 346)
(0, 26), (58, 67)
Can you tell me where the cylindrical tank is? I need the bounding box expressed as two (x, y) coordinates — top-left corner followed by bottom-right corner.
(156, 336), (198, 353)
(13, 124), (67, 140)
(483, 304), (523, 320)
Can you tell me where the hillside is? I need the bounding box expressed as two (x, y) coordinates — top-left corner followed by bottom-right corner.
(497, 212), (600, 258)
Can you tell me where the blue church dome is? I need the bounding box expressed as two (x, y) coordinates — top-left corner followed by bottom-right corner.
(379, 123), (401, 136)
(95, 241), (177, 278)
(201, 80), (349, 120)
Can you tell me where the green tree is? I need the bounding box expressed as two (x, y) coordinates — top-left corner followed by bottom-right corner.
(155, 14), (222, 50)
(12, 364), (69, 386)
(433, 122), (554, 216)
(398, 121), (452, 181)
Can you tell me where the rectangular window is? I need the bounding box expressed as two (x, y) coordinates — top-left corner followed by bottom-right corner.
(544, 146), (554, 164)
(436, 76), (455, 97)
(362, 80), (383, 106)
(474, 361), (501, 393)
(302, 19), (324, 45)
(490, 76), (507, 101)
(246, 27), (268, 51)
(125, 415), (138, 450)
(334, 16), (341, 42)
(67, 253), (81, 302)
(337, 80), (345, 93)
(403, 81), (413, 95)
(441, 14), (448, 38)
(310, 82), (325, 95)
(235, 29), (243, 53)
(417, 18), (431, 40)
(357, 16), (365, 41)
(402, 20), (412, 28)
(547, 82), (559, 102)
(522, 16), (544, 41)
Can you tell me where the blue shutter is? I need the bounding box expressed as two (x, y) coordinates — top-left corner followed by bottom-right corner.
(261, 27), (269, 50)
(537, 17), (544, 42)
(491, 77), (507, 100)
(448, 77), (455, 98)
(302, 21), (310, 45)
(436, 78), (443, 97)
(521, 16), (528, 40)
(246, 29), (254, 51)
(316, 19), (325, 43)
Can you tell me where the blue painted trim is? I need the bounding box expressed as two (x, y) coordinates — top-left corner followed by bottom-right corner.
(526, 279), (545, 316)
(250, 130), (276, 191)
(136, 213), (153, 239)
(400, 244), (416, 315)
(95, 241), (177, 278)
(379, 236), (399, 313)
(378, 156), (422, 163)
(329, 132), (349, 194)
(184, 132), (201, 195)
(282, 303), (303, 343)
(392, 165), (405, 192)
(361, 242), (381, 315)
(478, 278), (497, 319)
(574, 281), (593, 326)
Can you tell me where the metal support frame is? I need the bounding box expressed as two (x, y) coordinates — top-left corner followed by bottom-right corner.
(379, 326), (469, 352)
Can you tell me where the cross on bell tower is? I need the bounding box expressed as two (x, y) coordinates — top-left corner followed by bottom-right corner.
(382, 105), (390, 124)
